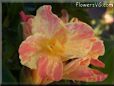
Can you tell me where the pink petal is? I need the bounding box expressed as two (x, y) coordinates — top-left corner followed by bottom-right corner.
(53, 60), (63, 81)
(63, 57), (107, 82)
(61, 9), (69, 23)
(66, 21), (94, 39)
(19, 11), (34, 38)
(32, 5), (66, 37)
(90, 40), (105, 56)
(22, 19), (32, 38)
(64, 58), (90, 74)
(64, 21), (94, 59)
(19, 11), (32, 22)
(90, 59), (105, 68)
(90, 69), (108, 82)
(46, 57), (63, 81)
(19, 42), (36, 62)
(37, 56), (48, 79)
(64, 66), (108, 82)
(18, 33), (44, 69)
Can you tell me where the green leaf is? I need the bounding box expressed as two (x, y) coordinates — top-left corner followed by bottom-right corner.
(99, 40), (114, 84)
(2, 65), (17, 84)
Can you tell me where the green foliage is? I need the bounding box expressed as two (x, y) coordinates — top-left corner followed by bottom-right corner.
(100, 40), (114, 84)
(2, 64), (17, 84)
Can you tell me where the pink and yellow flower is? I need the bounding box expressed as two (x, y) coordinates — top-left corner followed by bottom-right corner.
(19, 5), (107, 84)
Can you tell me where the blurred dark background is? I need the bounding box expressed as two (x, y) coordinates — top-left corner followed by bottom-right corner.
(2, 3), (114, 85)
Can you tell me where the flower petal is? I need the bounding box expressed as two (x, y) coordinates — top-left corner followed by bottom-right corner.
(18, 33), (45, 69)
(66, 21), (94, 39)
(70, 17), (78, 23)
(19, 11), (34, 38)
(64, 66), (107, 82)
(46, 57), (63, 81)
(88, 39), (105, 59)
(61, 9), (69, 23)
(53, 28), (67, 45)
(32, 69), (53, 85)
(64, 58), (90, 74)
(32, 5), (66, 37)
(91, 40), (105, 56)
(90, 59), (105, 68)
(64, 21), (94, 59)
(37, 56), (48, 79)
(22, 19), (32, 39)
(19, 11), (32, 22)
(65, 39), (93, 59)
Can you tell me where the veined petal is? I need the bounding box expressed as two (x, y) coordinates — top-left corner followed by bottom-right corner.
(91, 40), (105, 56)
(37, 56), (48, 79)
(90, 59), (105, 68)
(65, 39), (93, 59)
(64, 66), (107, 82)
(66, 21), (94, 39)
(18, 33), (45, 69)
(46, 57), (63, 81)
(64, 58), (90, 75)
(36, 54), (63, 81)
(88, 39), (105, 59)
(20, 11), (33, 22)
(32, 5), (66, 37)
(19, 11), (34, 39)
(64, 21), (94, 59)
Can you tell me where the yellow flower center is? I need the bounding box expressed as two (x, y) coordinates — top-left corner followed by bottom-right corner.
(40, 38), (64, 56)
